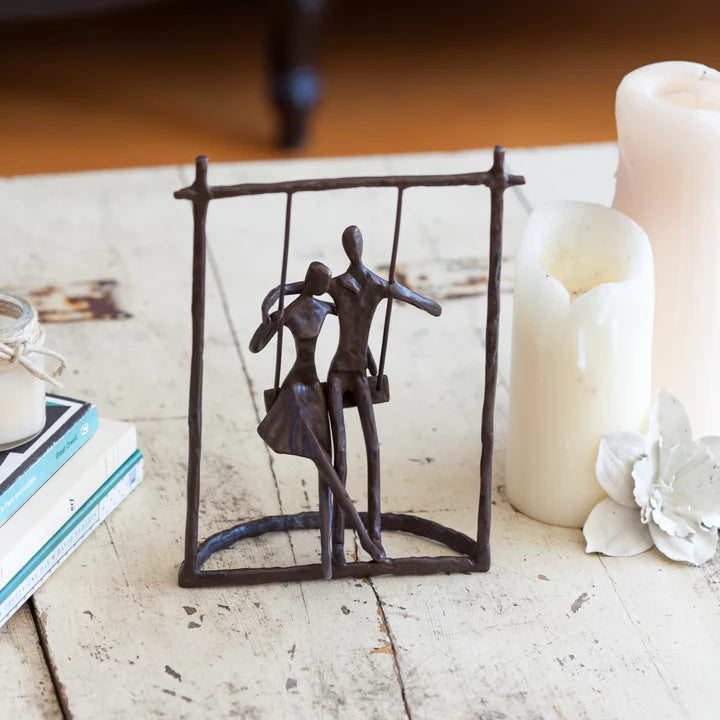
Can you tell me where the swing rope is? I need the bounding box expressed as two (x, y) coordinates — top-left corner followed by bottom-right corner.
(273, 187), (403, 396)
(273, 192), (293, 398)
(376, 187), (404, 390)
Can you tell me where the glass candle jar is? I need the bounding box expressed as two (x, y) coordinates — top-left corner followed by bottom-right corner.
(0, 293), (48, 450)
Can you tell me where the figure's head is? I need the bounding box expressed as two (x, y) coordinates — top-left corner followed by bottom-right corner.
(342, 225), (363, 263)
(304, 261), (332, 296)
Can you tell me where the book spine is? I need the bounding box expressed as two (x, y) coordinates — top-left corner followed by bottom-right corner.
(0, 453), (143, 630)
(0, 425), (137, 586)
(0, 405), (99, 526)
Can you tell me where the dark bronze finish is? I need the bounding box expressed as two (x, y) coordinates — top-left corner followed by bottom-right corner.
(175, 148), (524, 587)
(263, 375), (389, 413)
(255, 224), (442, 571)
(250, 258), (390, 577)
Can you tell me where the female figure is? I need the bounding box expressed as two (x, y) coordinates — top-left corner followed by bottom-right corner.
(250, 261), (385, 578)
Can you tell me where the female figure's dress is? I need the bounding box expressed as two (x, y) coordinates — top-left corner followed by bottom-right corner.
(258, 344), (330, 461)
(257, 292), (333, 458)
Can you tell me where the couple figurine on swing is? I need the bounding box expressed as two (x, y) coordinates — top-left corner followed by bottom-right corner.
(250, 225), (442, 579)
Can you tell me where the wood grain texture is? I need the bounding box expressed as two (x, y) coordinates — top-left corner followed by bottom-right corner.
(1, 146), (719, 718)
(0, 604), (62, 718)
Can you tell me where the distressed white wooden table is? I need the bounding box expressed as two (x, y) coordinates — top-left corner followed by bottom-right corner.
(2, 143), (719, 720)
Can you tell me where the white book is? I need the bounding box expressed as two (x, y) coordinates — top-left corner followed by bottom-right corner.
(0, 451), (143, 629)
(0, 418), (137, 588)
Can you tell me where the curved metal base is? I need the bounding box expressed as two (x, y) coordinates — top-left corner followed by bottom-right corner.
(179, 511), (489, 587)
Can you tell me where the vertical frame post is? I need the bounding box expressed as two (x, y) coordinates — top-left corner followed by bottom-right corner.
(475, 146), (507, 564)
(180, 156), (211, 583)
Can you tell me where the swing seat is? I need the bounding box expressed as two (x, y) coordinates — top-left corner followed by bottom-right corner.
(264, 374), (389, 412)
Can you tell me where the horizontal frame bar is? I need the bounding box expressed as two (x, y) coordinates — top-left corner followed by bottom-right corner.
(178, 511), (489, 587)
(175, 160), (524, 202)
(180, 555), (486, 587)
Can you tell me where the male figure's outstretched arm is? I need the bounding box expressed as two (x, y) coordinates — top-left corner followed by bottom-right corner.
(388, 281), (442, 317)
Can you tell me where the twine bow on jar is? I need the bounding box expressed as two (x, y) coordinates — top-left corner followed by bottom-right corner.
(0, 293), (67, 389)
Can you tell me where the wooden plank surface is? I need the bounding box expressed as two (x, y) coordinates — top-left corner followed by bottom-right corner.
(0, 145), (718, 719)
(0, 604), (61, 719)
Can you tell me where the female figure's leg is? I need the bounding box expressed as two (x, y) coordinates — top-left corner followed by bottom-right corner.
(318, 477), (332, 579)
(310, 440), (385, 563)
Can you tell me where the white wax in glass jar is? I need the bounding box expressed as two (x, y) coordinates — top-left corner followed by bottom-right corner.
(506, 202), (654, 528)
(614, 61), (720, 438)
(0, 294), (47, 450)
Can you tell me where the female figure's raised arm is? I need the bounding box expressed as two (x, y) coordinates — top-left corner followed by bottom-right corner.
(250, 310), (281, 353)
(260, 281), (304, 324)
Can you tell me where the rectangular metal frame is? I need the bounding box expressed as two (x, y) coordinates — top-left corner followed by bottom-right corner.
(174, 147), (524, 586)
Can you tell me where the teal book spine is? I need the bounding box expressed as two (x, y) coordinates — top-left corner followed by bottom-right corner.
(0, 450), (143, 628)
(0, 404), (99, 526)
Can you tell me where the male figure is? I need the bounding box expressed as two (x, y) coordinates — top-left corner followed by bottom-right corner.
(261, 225), (441, 564)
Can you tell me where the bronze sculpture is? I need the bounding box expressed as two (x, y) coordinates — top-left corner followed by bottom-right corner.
(250, 260), (386, 578)
(258, 226), (441, 569)
(175, 148), (525, 587)
(256, 228), (441, 573)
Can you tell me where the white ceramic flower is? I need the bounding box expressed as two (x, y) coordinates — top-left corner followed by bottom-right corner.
(583, 389), (720, 565)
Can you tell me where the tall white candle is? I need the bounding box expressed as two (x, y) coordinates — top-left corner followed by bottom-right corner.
(614, 61), (720, 438)
(506, 202), (654, 528)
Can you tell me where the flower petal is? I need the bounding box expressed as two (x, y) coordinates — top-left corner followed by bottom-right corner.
(699, 436), (720, 460)
(669, 442), (720, 528)
(583, 498), (653, 556)
(595, 432), (647, 507)
(649, 444), (707, 536)
(651, 504), (695, 537)
(632, 455), (654, 509)
(659, 443), (698, 487)
(649, 388), (692, 448)
(649, 522), (719, 565)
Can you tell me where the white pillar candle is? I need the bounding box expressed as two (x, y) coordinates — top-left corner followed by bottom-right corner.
(0, 294), (47, 450)
(506, 202), (654, 528)
(614, 61), (720, 438)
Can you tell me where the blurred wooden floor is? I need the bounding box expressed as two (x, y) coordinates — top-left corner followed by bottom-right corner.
(1, 0), (720, 176)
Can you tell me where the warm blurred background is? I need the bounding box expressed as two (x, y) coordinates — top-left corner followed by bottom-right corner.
(1, 0), (720, 176)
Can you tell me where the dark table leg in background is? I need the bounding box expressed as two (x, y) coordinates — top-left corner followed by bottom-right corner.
(270, 0), (327, 148)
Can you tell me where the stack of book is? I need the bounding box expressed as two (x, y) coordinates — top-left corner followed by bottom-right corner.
(0, 395), (143, 628)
